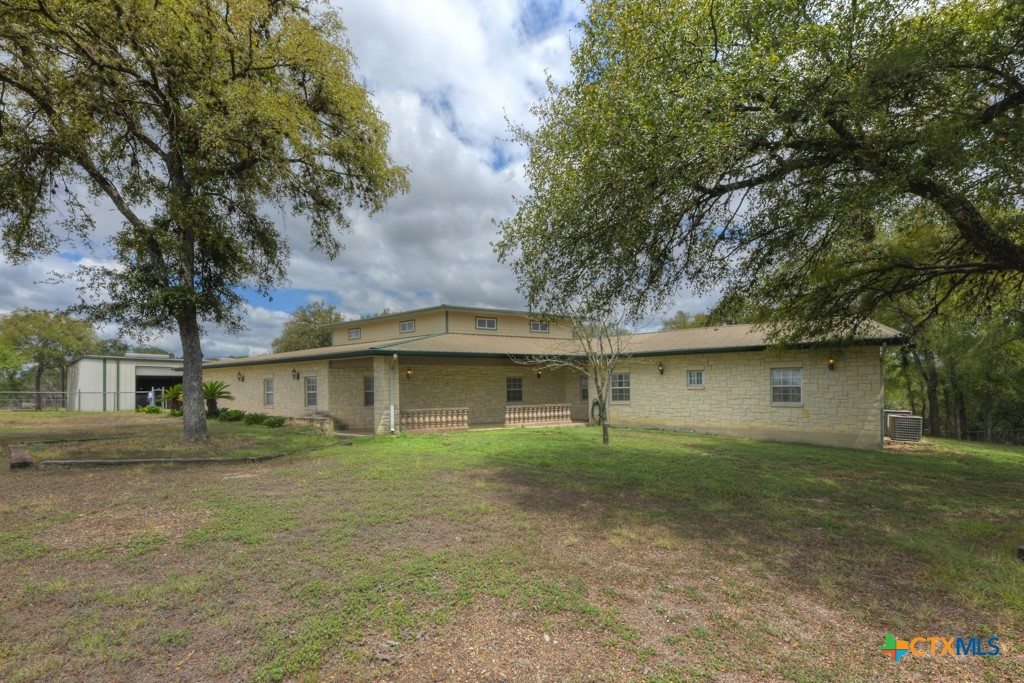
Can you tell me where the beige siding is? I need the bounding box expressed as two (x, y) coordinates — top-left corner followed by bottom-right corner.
(607, 346), (883, 449)
(446, 311), (573, 339)
(331, 312), (447, 346)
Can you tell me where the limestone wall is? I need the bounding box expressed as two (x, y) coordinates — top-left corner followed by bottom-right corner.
(204, 362), (331, 419)
(607, 346), (883, 449)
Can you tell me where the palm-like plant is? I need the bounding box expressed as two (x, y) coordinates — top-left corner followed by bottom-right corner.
(203, 380), (235, 416)
(163, 383), (183, 411)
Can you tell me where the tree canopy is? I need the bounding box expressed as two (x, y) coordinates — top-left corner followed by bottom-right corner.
(0, 308), (99, 399)
(271, 301), (344, 353)
(496, 0), (1024, 340)
(0, 0), (408, 438)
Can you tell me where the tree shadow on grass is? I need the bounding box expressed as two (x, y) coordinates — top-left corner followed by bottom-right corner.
(477, 430), (1024, 632)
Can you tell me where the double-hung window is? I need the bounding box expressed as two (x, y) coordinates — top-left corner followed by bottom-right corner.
(363, 375), (374, 406)
(263, 378), (275, 406)
(771, 368), (802, 405)
(305, 376), (318, 407)
(610, 373), (630, 402)
(506, 377), (523, 402)
(580, 376), (589, 401)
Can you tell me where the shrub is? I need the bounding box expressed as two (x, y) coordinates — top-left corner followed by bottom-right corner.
(169, 408), (183, 417)
(243, 412), (268, 425)
(142, 405), (163, 414)
(217, 409), (246, 422)
(263, 417), (286, 428)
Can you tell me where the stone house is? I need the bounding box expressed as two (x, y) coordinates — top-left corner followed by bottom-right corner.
(202, 304), (901, 449)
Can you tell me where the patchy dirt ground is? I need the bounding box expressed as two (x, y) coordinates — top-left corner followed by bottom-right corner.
(1, 415), (1021, 682)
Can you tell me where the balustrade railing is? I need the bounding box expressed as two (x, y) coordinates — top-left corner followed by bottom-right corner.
(504, 403), (572, 427)
(399, 407), (469, 432)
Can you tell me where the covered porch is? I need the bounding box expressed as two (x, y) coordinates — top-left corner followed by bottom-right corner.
(327, 354), (591, 435)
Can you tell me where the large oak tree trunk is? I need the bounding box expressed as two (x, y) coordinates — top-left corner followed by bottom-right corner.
(922, 350), (941, 437)
(177, 313), (209, 441)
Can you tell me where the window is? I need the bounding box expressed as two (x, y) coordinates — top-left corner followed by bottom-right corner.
(530, 320), (549, 333)
(506, 376), (523, 402)
(305, 376), (318, 407)
(263, 378), (274, 406)
(611, 373), (630, 402)
(580, 375), (589, 401)
(476, 317), (497, 330)
(399, 320), (415, 333)
(347, 328), (361, 340)
(687, 370), (704, 388)
(771, 368), (802, 404)
(363, 375), (374, 407)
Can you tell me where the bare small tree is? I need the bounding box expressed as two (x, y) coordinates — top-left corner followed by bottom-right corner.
(515, 301), (632, 445)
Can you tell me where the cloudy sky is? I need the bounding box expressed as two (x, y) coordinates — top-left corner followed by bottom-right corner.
(0, 0), (711, 358)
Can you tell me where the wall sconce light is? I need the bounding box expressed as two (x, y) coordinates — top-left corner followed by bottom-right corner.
(406, 368), (413, 379)
(536, 369), (543, 378)
(828, 356), (836, 372)
(291, 368), (300, 380)
(658, 362), (664, 375)
(236, 372), (245, 382)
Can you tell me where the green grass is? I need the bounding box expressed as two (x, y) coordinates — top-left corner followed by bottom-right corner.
(0, 414), (1022, 682)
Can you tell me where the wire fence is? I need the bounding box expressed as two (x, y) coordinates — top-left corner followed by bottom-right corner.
(0, 390), (169, 412)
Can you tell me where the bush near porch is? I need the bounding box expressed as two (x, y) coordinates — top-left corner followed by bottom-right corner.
(0, 414), (1021, 682)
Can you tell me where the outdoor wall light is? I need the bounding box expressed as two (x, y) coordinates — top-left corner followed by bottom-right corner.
(536, 369), (543, 378)
(828, 356), (836, 371)
(236, 372), (245, 382)
(658, 362), (664, 375)
(291, 368), (300, 380)
(406, 368), (413, 379)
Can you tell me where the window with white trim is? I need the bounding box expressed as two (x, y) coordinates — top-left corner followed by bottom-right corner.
(611, 373), (630, 402)
(530, 320), (549, 333)
(476, 317), (497, 330)
(264, 378), (274, 406)
(580, 376), (589, 401)
(771, 368), (802, 404)
(305, 376), (318, 407)
(363, 375), (374, 406)
(506, 377), (523, 402)
(399, 320), (415, 333)
(687, 370), (704, 387)
(347, 328), (361, 340)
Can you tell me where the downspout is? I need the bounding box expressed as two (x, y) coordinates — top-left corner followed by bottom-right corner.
(880, 344), (887, 444)
(389, 353), (397, 435)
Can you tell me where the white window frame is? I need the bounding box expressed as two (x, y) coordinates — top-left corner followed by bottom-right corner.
(347, 328), (361, 340)
(476, 317), (497, 330)
(363, 375), (374, 407)
(506, 376), (523, 402)
(610, 373), (630, 402)
(263, 378), (274, 406)
(687, 370), (704, 389)
(771, 368), (802, 405)
(530, 320), (549, 333)
(580, 375), (589, 402)
(399, 320), (415, 334)
(305, 376), (318, 407)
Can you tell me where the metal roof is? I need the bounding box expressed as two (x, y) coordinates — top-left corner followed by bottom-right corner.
(204, 322), (903, 369)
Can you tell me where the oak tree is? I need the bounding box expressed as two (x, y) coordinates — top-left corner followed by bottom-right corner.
(0, 0), (408, 439)
(497, 0), (1024, 340)
(271, 300), (344, 353)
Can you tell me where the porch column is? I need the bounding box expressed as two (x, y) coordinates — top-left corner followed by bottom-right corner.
(373, 354), (399, 435)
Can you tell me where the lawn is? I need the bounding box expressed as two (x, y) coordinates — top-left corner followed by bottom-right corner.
(1, 413), (1022, 682)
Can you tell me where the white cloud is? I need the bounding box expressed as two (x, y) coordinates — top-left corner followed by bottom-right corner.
(1, 1), (716, 353)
